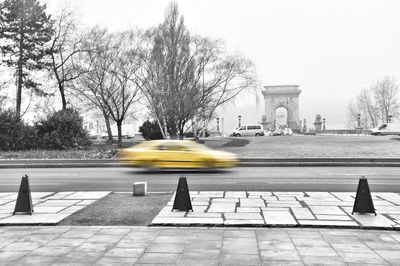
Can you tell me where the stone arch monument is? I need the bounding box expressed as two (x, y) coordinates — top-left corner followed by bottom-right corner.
(261, 85), (301, 130)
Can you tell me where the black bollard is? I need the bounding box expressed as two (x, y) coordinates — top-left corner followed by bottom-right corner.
(352, 176), (376, 215)
(13, 174), (34, 215)
(172, 176), (193, 212)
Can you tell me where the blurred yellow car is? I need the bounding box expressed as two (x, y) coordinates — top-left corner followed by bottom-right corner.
(119, 139), (238, 169)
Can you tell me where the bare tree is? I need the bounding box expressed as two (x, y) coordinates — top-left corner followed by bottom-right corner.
(347, 100), (358, 128)
(102, 31), (141, 144)
(71, 27), (141, 146)
(135, 3), (256, 139)
(71, 28), (114, 142)
(48, 6), (87, 110)
(356, 88), (379, 127)
(372, 76), (399, 123)
(348, 76), (400, 128)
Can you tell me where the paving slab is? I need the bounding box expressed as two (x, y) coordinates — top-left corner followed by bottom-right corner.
(152, 191), (400, 229)
(0, 191), (111, 225)
(208, 203), (236, 213)
(63, 191), (111, 200)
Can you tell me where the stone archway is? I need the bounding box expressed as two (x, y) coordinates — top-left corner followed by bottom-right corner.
(262, 85), (301, 130)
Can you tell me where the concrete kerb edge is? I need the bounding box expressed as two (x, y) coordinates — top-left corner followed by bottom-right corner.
(1, 222), (398, 230)
(2, 158), (400, 168)
(0, 223), (59, 227)
(149, 223), (400, 231)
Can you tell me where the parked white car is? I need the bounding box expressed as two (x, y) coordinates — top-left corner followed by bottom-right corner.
(272, 129), (284, 136)
(232, 124), (264, 137)
(370, 123), (400, 136)
(264, 130), (272, 136)
(283, 128), (293, 136)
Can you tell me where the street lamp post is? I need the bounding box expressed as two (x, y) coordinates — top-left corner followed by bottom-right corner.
(356, 114), (362, 135)
(238, 115), (241, 128)
(216, 117), (220, 133)
(221, 117), (224, 136)
(323, 118), (326, 131)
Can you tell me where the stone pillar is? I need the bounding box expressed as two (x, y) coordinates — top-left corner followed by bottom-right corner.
(264, 97), (275, 130)
(287, 97), (300, 129)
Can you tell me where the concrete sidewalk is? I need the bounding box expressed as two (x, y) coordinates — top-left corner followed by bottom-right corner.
(0, 192), (110, 225)
(153, 191), (400, 229)
(0, 226), (399, 265)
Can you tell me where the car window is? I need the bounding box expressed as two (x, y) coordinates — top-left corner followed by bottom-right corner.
(239, 126), (246, 130)
(157, 143), (184, 151)
(166, 144), (186, 151)
(157, 144), (167, 150)
(378, 124), (387, 130)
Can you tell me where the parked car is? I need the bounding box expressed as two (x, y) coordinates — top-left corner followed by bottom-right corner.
(272, 129), (284, 136)
(264, 130), (272, 136)
(119, 139), (238, 169)
(370, 123), (400, 136)
(232, 124), (264, 137)
(283, 128), (293, 136)
(304, 128), (316, 135)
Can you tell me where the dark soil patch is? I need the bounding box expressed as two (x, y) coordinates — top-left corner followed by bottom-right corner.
(59, 192), (172, 226)
(221, 138), (250, 147)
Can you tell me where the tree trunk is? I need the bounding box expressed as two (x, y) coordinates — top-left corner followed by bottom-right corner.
(117, 121), (122, 147)
(102, 109), (113, 143)
(179, 123), (185, 140)
(155, 116), (166, 139)
(105, 118), (113, 143)
(16, 18), (24, 119)
(16, 58), (23, 119)
(163, 116), (169, 139)
(169, 127), (177, 139)
(58, 80), (67, 110)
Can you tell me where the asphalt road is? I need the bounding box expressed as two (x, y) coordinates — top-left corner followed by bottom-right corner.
(0, 166), (399, 192)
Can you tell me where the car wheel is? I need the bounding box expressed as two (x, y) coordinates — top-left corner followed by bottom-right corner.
(236, 133), (241, 137)
(146, 160), (159, 169)
(376, 132), (382, 136)
(255, 133), (260, 136)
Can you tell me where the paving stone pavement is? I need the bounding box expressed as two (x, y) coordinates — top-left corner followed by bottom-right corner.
(0, 226), (399, 265)
(152, 191), (400, 229)
(0, 192), (110, 225)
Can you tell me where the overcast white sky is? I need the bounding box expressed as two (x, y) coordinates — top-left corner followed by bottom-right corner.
(42, 0), (400, 130)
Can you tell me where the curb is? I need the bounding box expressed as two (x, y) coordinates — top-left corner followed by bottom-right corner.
(148, 223), (400, 231)
(1, 158), (400, 168)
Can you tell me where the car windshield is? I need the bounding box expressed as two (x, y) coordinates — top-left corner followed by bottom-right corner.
(378, 124), (387, 130)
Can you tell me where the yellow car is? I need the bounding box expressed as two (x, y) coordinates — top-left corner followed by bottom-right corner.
(119, 139), (238, 169)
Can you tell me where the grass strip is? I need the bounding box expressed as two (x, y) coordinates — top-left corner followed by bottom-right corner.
(59, 192), (172, 226)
